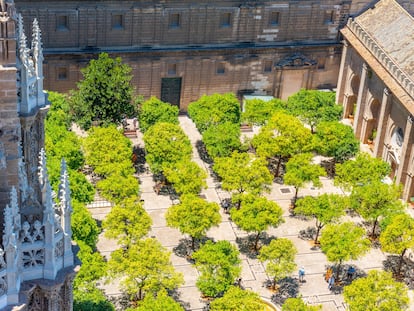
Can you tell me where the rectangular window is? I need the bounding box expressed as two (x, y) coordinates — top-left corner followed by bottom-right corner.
(324, 10), (334, 24)
(269, 12), (280, 26)
(169, 13), (180, 28)
(264, 60), (273, 73)
(167, 63), (177, 75)
(112, 14), (124, 29)
(56, 15), (68, 31)
(216, 62), (225, 74)
(317, 58), (326, 70)
(220, 12), (231, 28)
(57, 67), (68, 80)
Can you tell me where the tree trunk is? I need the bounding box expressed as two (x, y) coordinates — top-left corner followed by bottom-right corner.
(314, 223), (323, 244)
(397, 249), (407, 276)
(254, 232), (261, 251)
(191, 236), (195, 251)
(292, 187), (299, 208)
(371, 218), (378, 238)
(274, 155), (282, 178)
(335, 261), (342, 281)
(138, 288), (143, 301)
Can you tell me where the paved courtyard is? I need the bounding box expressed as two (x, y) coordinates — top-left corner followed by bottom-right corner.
(91, 116), (413, 310)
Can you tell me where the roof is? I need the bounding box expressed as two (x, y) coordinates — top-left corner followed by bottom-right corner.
(355, 0), (414, 79)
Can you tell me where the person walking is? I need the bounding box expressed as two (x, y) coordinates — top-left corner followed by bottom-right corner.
(299, 266), (305, 283)
(328, 275), (335, 290)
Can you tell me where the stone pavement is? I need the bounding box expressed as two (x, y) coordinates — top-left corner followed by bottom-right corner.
(91, 116), (411, 311)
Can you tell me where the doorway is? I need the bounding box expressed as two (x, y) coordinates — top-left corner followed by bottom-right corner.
(161, 77), (182, 108)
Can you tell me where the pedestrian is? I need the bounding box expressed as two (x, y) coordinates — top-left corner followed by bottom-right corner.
(325, 267), (333, 282)
(328, 275), (335, 290)
(299, 266), (305, 283)
(347, 266), (356, 280)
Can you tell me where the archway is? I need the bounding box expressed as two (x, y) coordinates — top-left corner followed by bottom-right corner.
(364, 98), (380, 144)
(344, 74), (360, 119)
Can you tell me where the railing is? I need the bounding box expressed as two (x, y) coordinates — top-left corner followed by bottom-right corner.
(347, 19), (414, 99)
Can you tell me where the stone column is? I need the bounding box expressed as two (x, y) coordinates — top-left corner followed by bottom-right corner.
(396, 114), (414, 184)
(336, 40), (349, 113)
(353, 63), (368, 138)
(374, 88), (392, 157)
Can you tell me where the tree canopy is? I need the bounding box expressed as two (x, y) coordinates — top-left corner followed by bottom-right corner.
(350, 181), (404, 238)
(380, 213), (414, 276)
(143, 122), (192, 174)
(163, 161), (207, 195)
(334, 153), (390, 191)
(130, 290), (184, 311)
(294, 194), (346, 243)
(282, 298), (321, 311)
(242, 98), (286, 126)
(202, 122), (241, 159)
(286, 89), (342, 133)
(103, 197), (152, 247)
(230, 194), (284, 250)
(209, 286), (263, 311)
(188, 93), (241, 133)
(108, 238), (184, 302)
(192, 240), (241, 298)
(258, 238), (297, 288)
(165, 194), (221, 250)
(313, 121), (359, 163)
(70, 52), (137, 130)
(320, 222), (370, 280)
(138, 97), (179, 133)
(343, 270), (409, 311)
(213, 151), (272, 199)
(284, 153), (326, 206)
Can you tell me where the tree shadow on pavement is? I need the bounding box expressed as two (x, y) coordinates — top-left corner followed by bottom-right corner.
(383, 255), (414, 289)
(196, 140), (213, 164)
(235, 232), (277, 259)
(270, 277), (299, 306)
(132, 145), (147, 174)
(173, 237), (215, 263)
(170, 289), (191, 311)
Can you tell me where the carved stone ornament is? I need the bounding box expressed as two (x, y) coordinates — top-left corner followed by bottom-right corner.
(276, 52), (317, 68)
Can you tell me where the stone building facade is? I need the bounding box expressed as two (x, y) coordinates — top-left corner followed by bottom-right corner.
(0, 0), (75, 310)
(14, 0), (374, 111)
(336, 0), (414, 201)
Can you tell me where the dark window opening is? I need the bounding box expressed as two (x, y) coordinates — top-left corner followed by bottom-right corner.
(57, 15), (68, 31)
(57, 67), (68, 80)
(220, 13), (231, 28)
(264, 60), (273, 73)
(269, 12), (280, 26)
(324, 10), (334, 24)
(112, 14), (124, 29)
(169, 13), (180, 28)
(167, 63), (177, 75)
(216, 63), (225, 74)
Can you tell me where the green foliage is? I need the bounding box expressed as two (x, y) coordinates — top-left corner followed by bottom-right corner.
(343, 270), (409, 311)
(380, 213), (414, 275)
(252, 111), (313, 160)
(282, 298), (321, 311)
(69, 170), (95, 204)
(242, 98), (286, 126)
(103, 197), (152, 247)
(143, 122), (192, 174)
(71, 201), (100, 249)
(258, 238), (297, 286)
(130, 290), (184, 311)
(320, 222), (370, 279)
(163, 161), (207, 195)
(202, 122), (241, 159)
(108, 238), (184, 301)
(192, 240), (241, 298)
(74, 241), (113, 311)
(83, 125), (133, 177)
(188, 93), (241, 133)
(165, 194), (221, 249)
(286, 89), (342, 133)
(335, 153), (391, 191)
(46, 91), (72, 128)
(295, 194), (346, 243)
(209, 286), (263, 311)
(97, 173), (139, 203)
(138, 97), (179, 133)
(284, 153), (326, 205)
(213, 151), (272, 196)
(70, 52), (136, 130)
(74, 286), (115, 311)
(350, 182), (404, 238)
(313, 121), (359, 163)
(230, 194), (284, 250)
